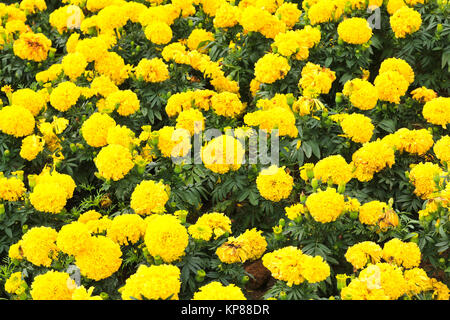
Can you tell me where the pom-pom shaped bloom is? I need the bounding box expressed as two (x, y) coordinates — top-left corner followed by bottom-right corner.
(107, 214), (146, 246)
(20, 226), (58, 267)
(121, 264), (181, 300)
(30, 271), (75, 300)
(144, 214), (189, 263)
(29, 182), (69, 214)
(75, 236), (122, 281)
(81, 112), (116, 148)
(254, 53), (290, 84)
(187, 28), (214, 52)
(434, 136), (450, 164)
(105, 90), (140, 116)
(390, 7), (422, 38)
(336, 113), (374, 144)
(299, 62), (336, 98)
(345, 241), (383, 270)
(210, 92), (245, 118)
(0, 175), (26, 202)
(342, 78), (378, 110)
(94, 144), (134, 181)
(134, 58), (169, 83)
(244, 107), (298, 138)
(176, 108), (205, 135)
(337, 17), (372, 44)
(358, 200), (389, 226)
(408, 162), (444, 199)
(313, 155), (353, 185)
(422, 97), (450, 128)
(193, 281), (246, 300)
(11, 88), (46, 116)
(130, 180), (170, 216)
(411, 87), (437, 103)
(144, 21), (173, 45)
(20, 134), (45, 161)
(49, 82), (81, 112)
(0, 105), (35, 138)
(382, 238), (421, 269)
(201, 135), (245, 174)
(379, 58), (415, 85)
(13, 32), (52, 62)
(194, 212), (232, 240)
(57, 222), (92, 256)
(256, 165), (294, 202)
(305, 188), (345, 223)
(157, 126), (192, 158)
(374, 70), (409, 104)
(62, 52), (88, 81)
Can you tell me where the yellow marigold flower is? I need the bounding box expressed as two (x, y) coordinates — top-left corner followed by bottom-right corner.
(337, 17), (372, 44)
(20, 226), (58, 267)
(213, 3), (239, 28)
(299, 62), (336, 98)
(422, 97), (450, 128)
(359, 263), (407, 300)
(49, 5), (84, 34)
(165, 91), (194, 117)
(408, 162), (444, 199)
(86, 216), (112, 235)
(66, 33), (79, 53)
(216, 236), (249, 263)
(81, 112), (116, 148)
(57, 222), (93, 256)
(78, 210), (102, 224)
(49, 82), (81, 112)
(244, 107), (298, 137)
(351, 139), (396, 182)
(20, 0), (47, 13)
(30, 271), (75, 300)
(236, 228), (267, 261)
(94, 144), (135, 181)
(188, 223), (213, 241)
(75, 235), (122, 281)
(106, 125), (135, 149)
(13, 32), (52, 62)
(300, 254), (331, 283)
(0, 105), (35, 138)
(75, 37), (108, 63)
(94, 51), (131, 85)
(90, 75), (118, 97)
(35, 63), (63, 83)
(144, 21), (173, 45)
(0, 175), (26, 202)
(71, 286), (102, 300)
(107, 214), (146, 246)
(434, 136), (450, 165)
(4, 272), (26, 295)
(201, 135), (245, 174)
(193, 281), (246, 300)
(342, 78), (379, 110)
(390, 7), (422, 38)
(379, 57), (415, 84)
(195, 212), (232, 239)
(374, 70), (409, 104)
(306, 187), (345, 223)
(254, 53), (290, 84)
(411, 87), (437, 103)
(431, 279), (450, 300)
(5, 19), (29, 35)
(144, 214), (189, 263)
(11, 88), (46, 116)
(404, 268), (432, 295)
(210, 91), (245, 118)
(176, 108), (205, 135)
(238, 5), (272, 33)
(345, 241), (383, 270)
(105, 90), (140, 116)
(383, 128), (433, 155)
(382, 238), (421, 269)
(276, 2), (302, 29)
(8, 241), (24, 261)
(134, 58), (170, 83)
(62, 52), (88, 81)
(29, 182), (69, 214)
(307, 0), (343, 25)
(130, 180), (170, 216)
(285, 203), (307, 221)
(256, 165), (294, 202)
(35, 168), (76, 199)
(386, 0), (406, 15)
(337, 113), (374, 144)
(358, 200), (389, 226)
(121, 264), (181, 300)
(157, 126), (192, 158)
(187, 28), (214, 52)
(313, 155), (353, 185)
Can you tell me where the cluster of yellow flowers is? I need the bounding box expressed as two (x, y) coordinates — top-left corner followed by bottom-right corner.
(216, 228), (267, 263)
